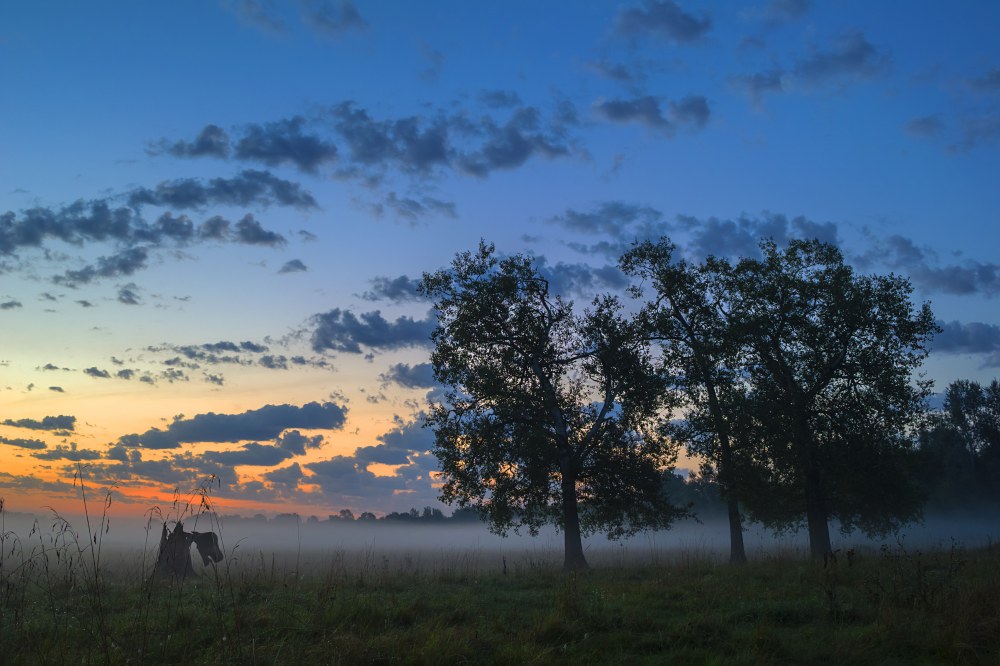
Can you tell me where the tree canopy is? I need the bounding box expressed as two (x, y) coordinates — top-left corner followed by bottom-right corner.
(420, 242), (683, 571)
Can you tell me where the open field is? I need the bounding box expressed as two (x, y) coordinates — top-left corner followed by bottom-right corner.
(2, 512), (999, 664)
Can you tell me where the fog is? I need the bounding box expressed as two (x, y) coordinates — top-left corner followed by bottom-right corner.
(4, 509), (997, 577)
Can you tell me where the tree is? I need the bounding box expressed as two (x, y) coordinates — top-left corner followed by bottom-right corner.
(420, 242), (683, 571)
(724, 239), (937, 558)
(620, 238), (750, 564)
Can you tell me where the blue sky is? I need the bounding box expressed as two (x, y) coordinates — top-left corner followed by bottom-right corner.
(1, 0), (999, 518)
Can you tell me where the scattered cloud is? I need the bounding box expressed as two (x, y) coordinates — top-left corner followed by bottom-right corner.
(905, 115), (945, 137)
(128, 170), (318, 211)
(793, 30), (888, 86)
(0, 436), (47, 450)
(2, 415), (76, 431)
(615, 1), (712, 43)
(310, 309), (435, 354)
(593, 95), (709, 134)
(855, 234), (1000, 297)
(32, 443), (102, 461)
(379, 362), (436, 389)
(234, 117), (339, 172)
(358, 275), (425, 303)
(120, 401), (348, 449)
(279, 259), (308, 274)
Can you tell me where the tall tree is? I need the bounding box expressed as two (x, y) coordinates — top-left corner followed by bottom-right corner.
(620, 238), (750, 564)
(420, 242), (682, 571)
(724, 239), (937, 558)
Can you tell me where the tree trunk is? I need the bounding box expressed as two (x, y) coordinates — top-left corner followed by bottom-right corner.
(803, 450), (832, 560)
(704, 381), (747, 565)
(560, 454), (589, 572)
(726, 497), (747, 565)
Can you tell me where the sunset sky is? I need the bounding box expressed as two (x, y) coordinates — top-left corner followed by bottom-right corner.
(2, 1), (999, 519)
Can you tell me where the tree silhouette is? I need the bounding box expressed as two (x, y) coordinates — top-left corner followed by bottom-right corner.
(420, 242), (683, 571)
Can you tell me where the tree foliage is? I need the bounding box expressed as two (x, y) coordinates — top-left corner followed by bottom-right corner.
(420, 242), (683, 571)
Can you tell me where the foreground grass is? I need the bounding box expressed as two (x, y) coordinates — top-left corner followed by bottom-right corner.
(1, 539), (998, 665)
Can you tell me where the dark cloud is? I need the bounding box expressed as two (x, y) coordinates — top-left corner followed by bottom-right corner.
(264, 462), (304, 489)
(31, 443), (101, 461)
(277, 430), (324, 455)
(157, 124), (231, 159)
(0, 299), (21, 310)
(480, 90), (523, 109)
(127, 170), (318, 210)
(0, 200), (138, 254)
(457, 107), (572, 176)
(677, 212), (839, 260)
(950, 113), (1000, 152)
(56, 247), (149, 286)
(762, 0), (810, 22)
(298, 0), (367, 37)
(549, 201), (663, 240)
(0, 435), (47, 450)
(379, 192), (457, 222)
(615, 0), (712, 43)
(855, 234), (1000, 297)
(118, 283), (142, 305)
(593, 95), (710, 134)
(122, 401), (347, 449)
(794, 31), (887, 85)
(235, 117), (338, 172)
(2, 415), (75, 431)
(310, 309), (435, 354)
(202, 442), (295, 467)
(278, 259), (307, 274)
(359, 275), (424, 303)
(49, 386), (64, 392)
(328, 102), (451, 174)
(227, 0), (286, 33)
(906, 115), (944, 137)
(589, 59), (642, 83)
(732, 70), (786, 103)
(84, 367), (112, 379)
(534, 259), (630, 297)
(379, 362), (436, 389)
(968, 67), (1000, 93)
(932, 321), (1000, 367)
(234, 214), (286, 246)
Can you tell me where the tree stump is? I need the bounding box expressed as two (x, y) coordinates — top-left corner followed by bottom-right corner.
(151, 521), (223, 581)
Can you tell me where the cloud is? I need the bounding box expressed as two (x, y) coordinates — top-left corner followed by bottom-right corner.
(298, 0), (367, 37)
(279, 259), (307, 274)
(855, 234), (1000, 297)
(793, 31), (888, 86)
(328, 102), (451, 174)
(83, 367), (112, 379)
(615, 0), (712, 43)
(234, 117), (338, 172)
(732, 70), (787, 103)
(905, 115), (945, 137)
(157, 124), (231, 159)
(593, 95), (710, 134)
(234, 214), (286, 246)
(950, 113), (1000, 152)
(226, 0), (287, 33)
(379, 192), (457, 222)
(0, 299), (21, 310)
(118, 283), (142, 305)
(310, 309), (435, 354)
(276, 430), (324, 455)
(358, 275), (424, 303)
(549, 201), (663, 240)
(968, 67), (1000, 93)
(2, 415), (76, 431)
(456, 107), (573, 176)
(55, 247), (149, 286)
(31, 443), (102, 461)
(932, 321), (1000, 366)
(121, 401), (348, 449)
(202, 441), (295, 467)
(0, 435), (47, 450)
(677, 212), (839, 259)
(127, 170), (318, 210)
(352, 418), (433, 465)
(379, 362), (437, 389)
(761, 0), (810, 23)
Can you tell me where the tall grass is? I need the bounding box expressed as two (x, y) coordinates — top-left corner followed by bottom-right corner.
(1, 477), (998, 664)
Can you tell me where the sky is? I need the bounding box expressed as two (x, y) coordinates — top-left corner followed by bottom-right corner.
(1, 0), (999, 520)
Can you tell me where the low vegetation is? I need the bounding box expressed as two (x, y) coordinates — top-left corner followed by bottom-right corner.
(2, 505), (998, 665)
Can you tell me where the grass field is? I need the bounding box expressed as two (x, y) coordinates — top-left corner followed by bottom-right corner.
(2, 505), (999, 665)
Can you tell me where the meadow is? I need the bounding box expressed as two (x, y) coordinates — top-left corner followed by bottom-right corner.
(1, 503), (999, 665)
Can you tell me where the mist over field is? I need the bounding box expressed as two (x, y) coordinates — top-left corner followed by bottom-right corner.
(6, 509), (997, 577)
